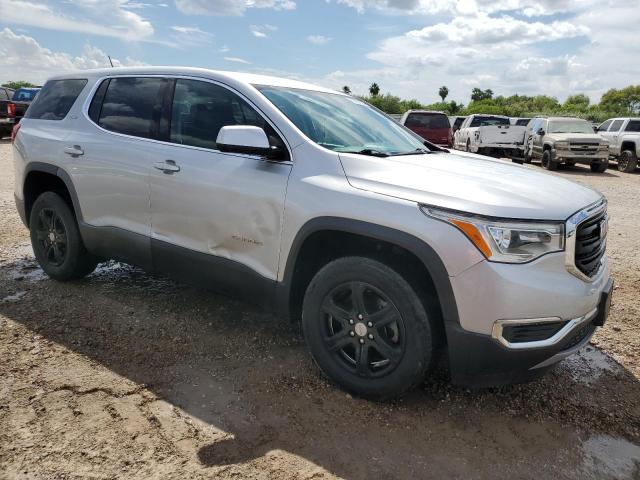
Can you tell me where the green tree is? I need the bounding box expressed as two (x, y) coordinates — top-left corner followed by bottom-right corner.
(342, 85), (351, 94)
(369, 82), (380, 96)
(471, 88), (493, 101)
(563, 94), (590, 112)
(599, 86), (640, 114)
(438, 86), (449, 102)
(1, 80), (37, 90)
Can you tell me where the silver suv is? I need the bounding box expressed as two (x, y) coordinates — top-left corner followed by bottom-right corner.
(12, 68), (613, 398)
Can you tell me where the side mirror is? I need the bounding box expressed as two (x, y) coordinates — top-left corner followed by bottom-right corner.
(216, 125), (284, 160)
(537, 128), (545, 136)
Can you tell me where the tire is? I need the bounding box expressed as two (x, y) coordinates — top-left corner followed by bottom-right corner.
(302, 257), (437, 400)
(618, 150), (638, 173)
(29, 192), (98, 281)
(466, 139), (471, 153)
(541, 150), (557, 170)
(566, 161), (576, 167)
(590, 161), (608, 173)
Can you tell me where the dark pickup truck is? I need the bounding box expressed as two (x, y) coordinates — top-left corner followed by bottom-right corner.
(0, 86), (40, 138)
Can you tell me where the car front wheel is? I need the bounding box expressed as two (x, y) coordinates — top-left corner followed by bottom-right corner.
(541, 150), (558, 170)
(618, 150), (637, 173)
(302, 257), (437, 400)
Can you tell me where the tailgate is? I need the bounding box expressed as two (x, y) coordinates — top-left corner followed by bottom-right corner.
(13, 101), (29, 118)
(0, 101), (7, 116)
(478, 125), (525, 145)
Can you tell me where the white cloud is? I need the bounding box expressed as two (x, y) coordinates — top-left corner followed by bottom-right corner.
(170, 25), (213, 46)
(249, 24), (277, 38)
(0, 0), (154, 41)
(0, 28), (146, 85)
(224, 56), (251, 64)
(174, 0), (295, 16)
(307, 35), (332, 45)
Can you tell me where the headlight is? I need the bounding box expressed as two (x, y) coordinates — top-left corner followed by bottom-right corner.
(420, 205), (565, 263)
(555, 141), (570, 149)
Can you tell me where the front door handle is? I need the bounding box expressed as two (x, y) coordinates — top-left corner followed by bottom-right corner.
(154, 160), (181, 174)
(64, 145), (84, 157)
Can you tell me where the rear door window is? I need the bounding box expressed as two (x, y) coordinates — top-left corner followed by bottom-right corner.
(25, 79), (87, 120)
(170, 78), (286, 155)
(625, 120), (640, 132)
(97, 77), (169, 140)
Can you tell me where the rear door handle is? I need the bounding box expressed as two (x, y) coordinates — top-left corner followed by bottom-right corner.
(154, 160), (181, 174)
(64, 145), (84, 156)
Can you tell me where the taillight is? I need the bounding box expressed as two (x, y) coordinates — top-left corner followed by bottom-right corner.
(11, 122), (21, 143)
(7, 102), (16, 118)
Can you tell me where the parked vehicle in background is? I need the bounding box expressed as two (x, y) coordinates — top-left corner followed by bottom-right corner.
(0, 86), (16, 138)
(510, 117), (532, 127)
(525, 117), (609, 172)
(453, 114), (526, 158)
(449, 115), (466, 134)
(388, 113), (403, 123)
(401, 110), (452, 147)
(13, 67), (613, 398)
(0, 86), (40, 138)
(597, 117), (640, 173)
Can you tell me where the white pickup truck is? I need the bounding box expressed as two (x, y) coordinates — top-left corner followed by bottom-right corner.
(453, 114), (526, 158)
(597, 117), (640, 172)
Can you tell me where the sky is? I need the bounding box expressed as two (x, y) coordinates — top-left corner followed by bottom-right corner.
(0, 0), (638, 104)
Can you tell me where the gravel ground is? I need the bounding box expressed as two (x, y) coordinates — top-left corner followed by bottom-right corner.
(0, 138), (639, 479)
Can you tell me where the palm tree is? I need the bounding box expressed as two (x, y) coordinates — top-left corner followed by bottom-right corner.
(369, 82), (380, 96)
(439, 86), (449, 102)
(342, 85), (351, 94)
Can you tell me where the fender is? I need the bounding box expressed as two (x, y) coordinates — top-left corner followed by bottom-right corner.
(277, 216), (460, 330)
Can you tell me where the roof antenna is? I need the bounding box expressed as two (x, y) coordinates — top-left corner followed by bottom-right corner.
(107, 55), (114, 68)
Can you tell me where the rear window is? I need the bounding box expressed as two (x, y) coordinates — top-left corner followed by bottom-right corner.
(469, 116), (509, 127)
(13, 88), (39, 101)
(625, 120), (640, 132)
(516, 118), (531, 126)
(96, 77), (169, 140)
(25, 80), (86, 120)
(405, 113), (450, 129)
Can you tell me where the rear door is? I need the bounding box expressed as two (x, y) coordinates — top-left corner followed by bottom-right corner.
(65, 76), (173, 268)
(148, 77), (291, 292)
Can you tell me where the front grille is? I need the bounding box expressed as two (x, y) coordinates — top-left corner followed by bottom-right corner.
(574, 209), (607, 278)
(502, 321), (569, 343)
(570, 142), (598, 153)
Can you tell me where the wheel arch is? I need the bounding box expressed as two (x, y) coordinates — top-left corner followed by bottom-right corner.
(23, 163), (83, 226)
(620, 140), (636, 153)
(277, 217), (460, 339)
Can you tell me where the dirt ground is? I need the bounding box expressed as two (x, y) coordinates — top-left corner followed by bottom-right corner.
(1, 138), (639, 480)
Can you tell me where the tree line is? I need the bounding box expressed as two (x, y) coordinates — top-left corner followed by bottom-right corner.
(341, 83), (640, 122)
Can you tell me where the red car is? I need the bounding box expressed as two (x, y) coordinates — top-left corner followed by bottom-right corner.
(401, 110), (452, 147)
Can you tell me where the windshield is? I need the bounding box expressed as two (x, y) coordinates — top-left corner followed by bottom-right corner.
(405, 113), (450, 129)
(548, 120), (594, 134)
(469, 116), (509, 127)
(12, 88), (39, 101)
(256, 86), (428, 156)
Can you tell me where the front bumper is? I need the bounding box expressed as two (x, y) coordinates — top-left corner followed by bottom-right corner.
(446, 250), (612, 387)
(551, 148), (608, 163)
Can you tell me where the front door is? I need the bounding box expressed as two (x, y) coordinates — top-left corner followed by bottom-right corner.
(149, 78), (291, 300)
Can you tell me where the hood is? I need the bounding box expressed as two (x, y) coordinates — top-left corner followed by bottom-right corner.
(546, 132), (603, 143)
(339, 151), (602, 221)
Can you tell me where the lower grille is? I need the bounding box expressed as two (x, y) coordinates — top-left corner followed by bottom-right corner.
(574, 209), (607, 278)
(562, 324), (596, 350)
(502, 321), (569, 343)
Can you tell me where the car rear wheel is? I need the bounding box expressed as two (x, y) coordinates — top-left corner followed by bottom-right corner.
(541, 150), (557, 170)
(618, 150), (637, 173)
(590, 161), (609, 173)
(29, 192), (98, 281)
(466, 139), (471, 152)
(302, 257), (436, 400)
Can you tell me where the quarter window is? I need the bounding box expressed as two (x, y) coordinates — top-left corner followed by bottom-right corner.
(170, 79), (286, 155)
(24, 79), (87, 121)
(97, 77), (169, 140)
(609, 120), (624, 132)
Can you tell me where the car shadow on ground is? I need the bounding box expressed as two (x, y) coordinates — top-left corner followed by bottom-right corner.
(1, 255), (639, 478)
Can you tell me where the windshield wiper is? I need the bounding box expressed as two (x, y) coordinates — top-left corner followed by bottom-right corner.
(346, 148), (389, 157)
(391, 148), (431, 156)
